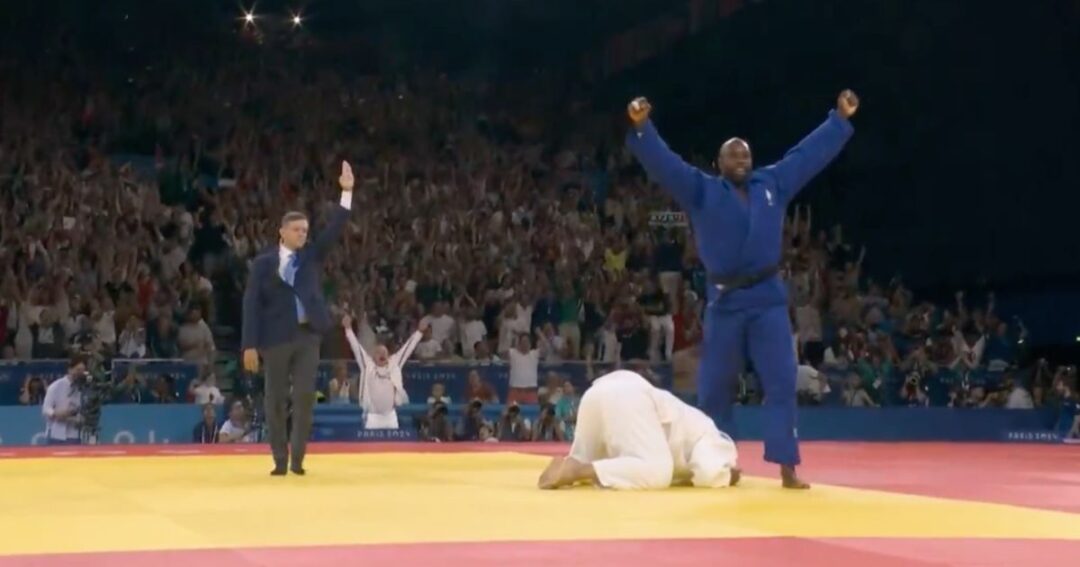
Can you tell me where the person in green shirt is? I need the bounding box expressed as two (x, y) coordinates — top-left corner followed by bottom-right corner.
(554, 380), (580, 441)
(556, 280), (583, 359)
(856, 352), (892, 404)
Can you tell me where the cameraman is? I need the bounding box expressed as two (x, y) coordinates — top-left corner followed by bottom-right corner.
(426, 402), (454, 442)
(113, 366), (147, 404)
(42, 355), (88, 445)
(898, 372), (929, 407)
(219, 400), (257, 443)
(532, 403), (565, 441)
(458, 399), (486, 441)
(497, 403), (530, 442)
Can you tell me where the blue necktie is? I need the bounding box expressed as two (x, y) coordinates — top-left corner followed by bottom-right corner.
(284, 253), (307, 323)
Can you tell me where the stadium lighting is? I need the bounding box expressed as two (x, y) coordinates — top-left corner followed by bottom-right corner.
(241, 4), (257, 25)
(292, 14), (302, 26)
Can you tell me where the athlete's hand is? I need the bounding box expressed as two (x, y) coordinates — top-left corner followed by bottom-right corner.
(242, 348), (260, 374)
(628, 97), (652, 127)
(837, 89), (859, 119)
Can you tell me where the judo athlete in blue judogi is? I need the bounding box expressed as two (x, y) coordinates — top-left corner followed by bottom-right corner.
(625, 90), (860, 488)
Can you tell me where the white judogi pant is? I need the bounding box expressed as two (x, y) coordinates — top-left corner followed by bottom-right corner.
(648, 314), (675, 362)
(365, 411), (399, 430)
(569, 370), (738, 490)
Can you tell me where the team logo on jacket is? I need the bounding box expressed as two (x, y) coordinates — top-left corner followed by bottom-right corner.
(765, 189), (775, 207)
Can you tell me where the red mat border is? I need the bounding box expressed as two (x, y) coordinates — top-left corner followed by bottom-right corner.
(3, 538), (1079, 567)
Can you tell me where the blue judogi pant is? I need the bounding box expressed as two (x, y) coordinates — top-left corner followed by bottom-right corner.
(699, 303), (799, 465)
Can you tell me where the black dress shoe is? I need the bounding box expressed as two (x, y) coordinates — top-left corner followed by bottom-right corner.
(290, 466), (306, 476)
(270, 466), (287, 476)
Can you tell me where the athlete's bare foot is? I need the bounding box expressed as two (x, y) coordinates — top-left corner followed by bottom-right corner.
(539, 456), (599, 489)
(538, 457), (566, 489)
(781, 465), (810, 489)
(729, 467), (742, 487)
(561, 457), (600, 486)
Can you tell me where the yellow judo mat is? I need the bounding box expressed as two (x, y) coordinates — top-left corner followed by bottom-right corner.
(2, 450), (1078, 560)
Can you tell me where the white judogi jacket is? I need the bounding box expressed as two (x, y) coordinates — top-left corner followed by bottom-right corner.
(345, 329), (421, 421)
(570, 370), (738, 489)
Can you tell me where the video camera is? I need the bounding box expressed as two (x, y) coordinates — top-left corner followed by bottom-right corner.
(74, 352), (115, 443)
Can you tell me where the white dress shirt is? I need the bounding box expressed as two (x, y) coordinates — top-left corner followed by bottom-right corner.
(42, 376), (83, 442)
(277, 245), (306, 322)
(277, 195), (354, 276)
(277, 193), (353, 322)
(278, 245), (297, 280)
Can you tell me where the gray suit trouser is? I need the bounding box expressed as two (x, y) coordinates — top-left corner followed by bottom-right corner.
(261, 326), (321, 467)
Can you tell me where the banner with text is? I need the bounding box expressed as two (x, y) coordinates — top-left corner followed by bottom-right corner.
(0, 405), (1065, 446)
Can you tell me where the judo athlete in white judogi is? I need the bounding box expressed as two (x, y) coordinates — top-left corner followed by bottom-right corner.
(539, 370), (741, 490)
(342, 314), (426, 429)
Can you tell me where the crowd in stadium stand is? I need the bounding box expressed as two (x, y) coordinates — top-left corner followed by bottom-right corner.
(1, 48), (1077, 441)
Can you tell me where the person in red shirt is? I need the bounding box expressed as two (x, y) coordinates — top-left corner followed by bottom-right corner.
(135, 265), (156, 316)
(672, 292), (703, 353)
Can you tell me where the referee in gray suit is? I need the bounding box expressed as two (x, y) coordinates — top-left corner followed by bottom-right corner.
(242, 161), (354, 475)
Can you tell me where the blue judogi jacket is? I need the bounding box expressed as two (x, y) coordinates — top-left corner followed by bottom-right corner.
(627, 110), (854, 311)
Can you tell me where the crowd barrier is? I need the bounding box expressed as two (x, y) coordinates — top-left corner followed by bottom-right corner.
(0, 359), (673, 406)
(0, 403), (1068, 446)
(0, 404), (205, 446)
(0, 355), (1015, 409)
(315, 359), (673, 403)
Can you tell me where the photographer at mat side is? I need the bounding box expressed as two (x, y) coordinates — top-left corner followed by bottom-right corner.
(420, 402), (455, 442)
(41, 355), (89, 445)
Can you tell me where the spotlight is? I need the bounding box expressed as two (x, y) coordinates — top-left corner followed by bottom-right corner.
(245, 12), (255, 23)
(292, 15), (302, 26)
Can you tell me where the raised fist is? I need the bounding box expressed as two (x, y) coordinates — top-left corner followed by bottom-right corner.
(837, 89), (859, 119)
(627, 97), (652, 126)
(339, 160), (355, 192)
